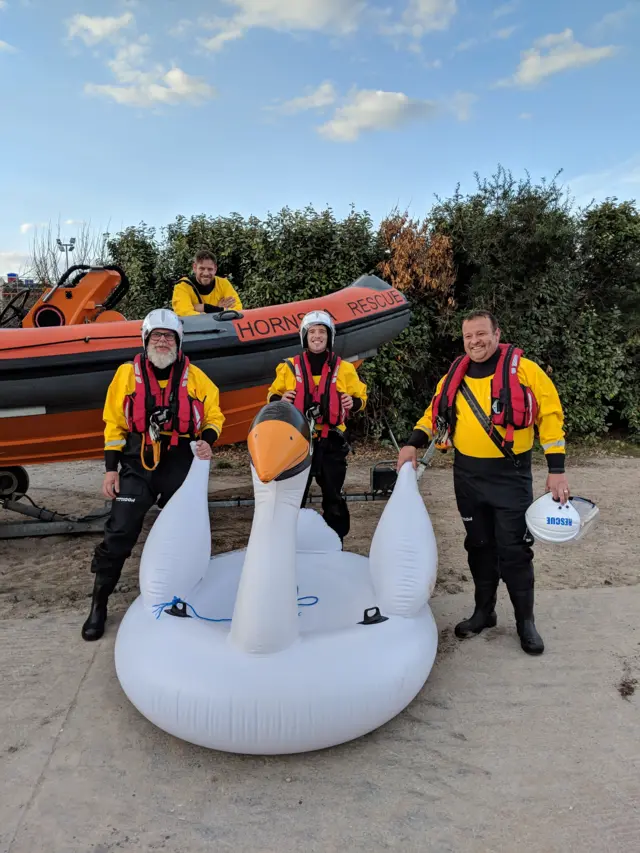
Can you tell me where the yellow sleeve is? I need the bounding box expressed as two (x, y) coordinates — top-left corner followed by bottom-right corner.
(338, 361), (368, 409)
(414, 374), (445, 438)
(103, 363), (135, 451)
(521, 359), (566, 456)
(190, 365), (225, 439)
(218, 277), (243, 311)
(267, 361), (296, 401)
(172, 280), (199, 317)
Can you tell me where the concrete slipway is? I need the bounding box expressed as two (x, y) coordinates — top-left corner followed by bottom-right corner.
(1, 586), (639, 853)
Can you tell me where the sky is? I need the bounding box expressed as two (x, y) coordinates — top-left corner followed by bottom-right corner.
(1, 0), (639, 275)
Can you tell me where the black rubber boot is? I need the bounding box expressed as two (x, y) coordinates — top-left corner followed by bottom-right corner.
(454, 585), (498, 639)
(509, 588), (544, 655)
(81, 576), (117, 641)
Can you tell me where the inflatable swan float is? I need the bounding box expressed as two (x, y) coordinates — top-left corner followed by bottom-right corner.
(114, 402), (439, 754)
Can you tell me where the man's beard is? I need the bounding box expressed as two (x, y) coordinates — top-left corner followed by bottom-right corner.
(147, 344), (177, 369)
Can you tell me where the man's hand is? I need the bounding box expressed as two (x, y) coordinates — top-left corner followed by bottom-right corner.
(217, 296), (235, 310)
(546, 472), (571, 505)
(102, 471), (120, 500)
(397, 445), (417, 472)
(195, 440), (212, 461)
(194, 303), (205, 313)
(341, 394), (354, 412)
(282, 390), (296, 403)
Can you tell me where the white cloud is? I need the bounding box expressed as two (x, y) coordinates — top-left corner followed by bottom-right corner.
(497, 29), (618, 88)
(382, 0), (457, 39)
(567, 154), (640, 207)
(493, 1), (518, 18)
(519, 112), (532, 120)
(592, 4), (640, 36)
(201, 0), (364, 51)
(268, 81), (336, 114)
(0, 2), (8, 11)
(0, 39), (16, 52)
(84, 39), (216, 108)
(169, 18), (193, 39)
(493, 25), (516, 39)
(0, 251), (30, 275)
(317, 89), (440, 142)
(449, 91), (476, 121)
(454, 24), (515, 54)
(455, 37), (478, 52)
(402, 0), (457, 34)
(64, 219), (86, 226)
(67, 12), (134, 46)
(19, 221), (49, 234)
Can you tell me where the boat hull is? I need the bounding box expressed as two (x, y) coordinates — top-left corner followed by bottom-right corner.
(0, 277), (409, 467)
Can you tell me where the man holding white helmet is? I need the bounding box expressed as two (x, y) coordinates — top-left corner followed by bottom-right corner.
(267, 310), (367, 544)
(81, 308), (225, 642)
(396, 309), (570, 656)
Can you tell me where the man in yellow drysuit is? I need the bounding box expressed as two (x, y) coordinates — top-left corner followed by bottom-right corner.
(396, 309), (570, 656)
(172, 250), (242, 317)
(81, 308), (225, 642)
(266, 310), (367, 544)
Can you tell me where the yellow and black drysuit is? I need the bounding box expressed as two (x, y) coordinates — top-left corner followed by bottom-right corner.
(267, 351), (367, 542)
(172, 273), (242, 317)
(407, 347), (566, 647)
(83, 354), (224, 640)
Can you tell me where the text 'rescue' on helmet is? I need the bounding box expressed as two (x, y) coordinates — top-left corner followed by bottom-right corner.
(299, 310), (335, 351)
(141, 309), (184, 350)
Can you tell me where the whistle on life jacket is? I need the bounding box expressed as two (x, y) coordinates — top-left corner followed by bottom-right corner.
(148, 407), (171, 444)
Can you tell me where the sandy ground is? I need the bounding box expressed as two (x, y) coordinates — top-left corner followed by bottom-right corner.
(2, 447), (640, 852)
(1, 448), (638, 621)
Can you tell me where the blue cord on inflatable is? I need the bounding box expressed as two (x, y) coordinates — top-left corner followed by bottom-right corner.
(152, 592), (319, 622)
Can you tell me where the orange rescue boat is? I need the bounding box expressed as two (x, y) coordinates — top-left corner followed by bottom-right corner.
(0, 265), (411, 473)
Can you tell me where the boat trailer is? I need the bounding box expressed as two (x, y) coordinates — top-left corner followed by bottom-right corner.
(0, 442), (435, 540)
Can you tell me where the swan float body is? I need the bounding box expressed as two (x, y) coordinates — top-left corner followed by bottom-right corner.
(114, 402), (439, 754)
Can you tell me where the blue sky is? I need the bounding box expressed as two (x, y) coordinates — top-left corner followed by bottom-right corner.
(1, 0), (639, 276)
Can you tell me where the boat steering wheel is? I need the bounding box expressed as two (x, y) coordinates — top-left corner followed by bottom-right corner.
(0, 289), (31, 328)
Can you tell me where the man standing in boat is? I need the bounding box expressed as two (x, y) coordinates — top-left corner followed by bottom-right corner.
(81, 308), (225, 642)
(396, 310), (570, 656)
(266, 310), (367, 545)
(172, 250), (242, 317)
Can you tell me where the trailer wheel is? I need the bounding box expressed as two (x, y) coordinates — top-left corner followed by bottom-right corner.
(0, 466), (30, 498)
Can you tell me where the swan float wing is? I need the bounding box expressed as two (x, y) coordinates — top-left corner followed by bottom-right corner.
(368, 461), (438, 616)
(139, 442), (212, 613)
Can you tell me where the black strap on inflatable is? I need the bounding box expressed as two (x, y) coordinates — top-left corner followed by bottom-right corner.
(459, 380), (520, 467)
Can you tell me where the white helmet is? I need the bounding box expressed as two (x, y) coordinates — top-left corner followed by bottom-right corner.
(141, 308), (183, 349)
(300, 310), (335, 350)
(525, 492), (582, 544)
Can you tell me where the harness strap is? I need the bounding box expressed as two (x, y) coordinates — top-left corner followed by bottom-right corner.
(459, 380), (520, 467)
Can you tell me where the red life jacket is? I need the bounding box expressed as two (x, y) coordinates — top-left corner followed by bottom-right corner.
(432, 343), (538, 451)
(287, 352), (345, 438)
(123, 353), (204, 452)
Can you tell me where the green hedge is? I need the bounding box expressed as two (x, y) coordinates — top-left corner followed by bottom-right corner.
(106, 167), (640, 443)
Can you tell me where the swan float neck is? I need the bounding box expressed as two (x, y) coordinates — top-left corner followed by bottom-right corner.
(228, 402), (312, 655)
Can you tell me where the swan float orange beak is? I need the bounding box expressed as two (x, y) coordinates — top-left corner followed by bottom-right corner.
(247, 401), (312, 483)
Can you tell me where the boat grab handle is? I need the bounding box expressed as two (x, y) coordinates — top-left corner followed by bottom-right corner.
(214, 310), (243, 321)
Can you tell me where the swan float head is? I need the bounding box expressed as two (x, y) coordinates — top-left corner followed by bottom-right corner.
(247, 401), (312, 484)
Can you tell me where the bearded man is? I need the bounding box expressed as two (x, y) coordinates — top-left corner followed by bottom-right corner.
(81, 309), (225, 642)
